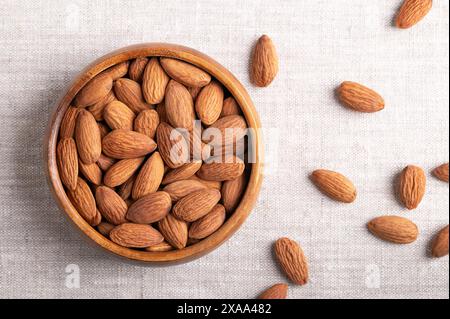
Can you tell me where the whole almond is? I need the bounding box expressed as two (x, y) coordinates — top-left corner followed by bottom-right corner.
(74, 73), (113, 108)
(144, 241), (174, 252)
(189, 175), (222, 190)
(101, 61), (129, 80)
(221, 173), (247, 213)
(338, 81), (385, 113)
(103, 101), (136, 130)
(110, 223), (164, 248)
(102, 129), (157, 159)
(220, 97), (241, 117)
(97, 153), (116, 171)
(87, 90), (116, 121)
(132, 152), (165, 199)
(189, 204), (226, 239)
(134, 109), (160, 139)
(172, 188), (221, 222)
(103, 157), (144, 187)
(158, 214), (189, 249)
(368, 216), (419, 244)
(78, 160), (102, 185)
(160, 58), (211, 88)
(67, 177), (97, 226)
(97, 221), (115, 237)
(142, 57), (170, 104)
(195, 80), (224, 125)
(57, 138), (78, 190)
(203, 115), (247, 146)
(97, 122), (110, 139)
(433, 163), (449, 182)
(311, 169), (357, 203)
(75, 110), (102, 164)
(431, 225), (449, 258)
(128, 57), (149, 82)
(274, 237), (309, 285)
(197, 156), (245, 182)
(118, 174), (136, 200)
(162, 160), (202, 185)
(114, 78), (151, 113)
(156, 122), (189, 168)
(59, 106), (80, 139)
(396, 0), (433, 29)
(258, 283), (288, 299)
(127, 191), (172, 224)
(164, 80), (196, 131)
(251, 35), (278, 87)
(95, 186), (128, 225)
(163, 179), (208, 202)
(398, 165), (426, 210)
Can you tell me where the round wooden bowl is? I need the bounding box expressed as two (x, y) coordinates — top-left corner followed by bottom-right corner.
(44, 43), (263, 264)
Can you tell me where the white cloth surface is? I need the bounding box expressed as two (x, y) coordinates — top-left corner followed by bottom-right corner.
(0, 0), (448, 299)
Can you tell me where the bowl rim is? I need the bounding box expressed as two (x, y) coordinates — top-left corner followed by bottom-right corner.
(44, 43), (263, 264)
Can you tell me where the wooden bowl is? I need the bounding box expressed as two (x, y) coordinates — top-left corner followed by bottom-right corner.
(44, 43), (263, 264)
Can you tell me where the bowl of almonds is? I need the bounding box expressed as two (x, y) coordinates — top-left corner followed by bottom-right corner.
(45, 43), (263, 264)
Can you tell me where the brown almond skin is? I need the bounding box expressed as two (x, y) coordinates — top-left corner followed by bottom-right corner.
(172, 188), (221, 222)
(74, 73), (113, 108)
(367, 216), (419, 244)
(195, 80), (224, 125)
(101, 61), (129, 80)
(338, 81), (384, 113)
(258, 283), (288, 299)
(431, 225), (449, 258)
(188, 86), (202, 100)
(158, 214), (189, 249)
(67, 177), (97, 226)
(162, 160), (202, 185)
(398, 165), (426, 210)
(160, 58), (211, 88)
(128, 57), (149, 82)
(163, 179), (208, 202)
(118, 174), (136, 200)
(189, 175), (222, 190)
(145, 241), (174, 252)
(189, 204), (226, 239)
(156, 122), (189, 169)
(142, 57), (170, 104)
(203, 115), (247, 146)
(220, 97), (241, 117)
(221, 173), (247, 213)
(114, 78), (151, 113)
(57, 138), (78, 191)
(78, 160), (102, 185)
(59, 106), (80, 139)
(103, 101), (136, 130)
(102, 129), (157, 159)
(97, 153), (116, 171)
(103, 157), (144, 187)
(132, 151), (165, 200)
(97, 122), (110, 139)
(274, 238), (309, 285)
(433, 163), (449, 182)
(197, 156), (245, 182)
(156, 101), (168, 123)
(134, 109), (160, 139)
(97, 222), (115, 237)
(87, 90), (116, 121)
(396, 0), (433, 29)
(75, 110), (102, 164)
(95, 186), (128, 225)
(110, 223), (164, 248)
(127, 191), (172, 224)
(251, 35), (278, 87)
(311, 169), (357, 203)
(164, 80), (196, 131)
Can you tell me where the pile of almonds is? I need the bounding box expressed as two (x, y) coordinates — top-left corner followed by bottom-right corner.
(57, 56), (250, 251)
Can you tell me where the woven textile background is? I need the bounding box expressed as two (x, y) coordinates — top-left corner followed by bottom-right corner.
(0, 0), (448, 299)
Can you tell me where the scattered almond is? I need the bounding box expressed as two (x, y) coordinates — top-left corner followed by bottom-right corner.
(396, 0), (433, 29)
(398, 165), (426, 210)
(368, 216), (419, 244)
(251, 35), (278, 87)
(432, 163), (449, 182)
(338, 81), (385, 113)
(257, 283), (288, 299)
(311, 169), (357, 203)
(431, 225), (449, 258)
(274, 238), (309, 285)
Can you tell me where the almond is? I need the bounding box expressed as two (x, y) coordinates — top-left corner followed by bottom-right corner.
(134, 109), (160, 139)
(110, 223), (164, 248)
(189, 175), (222, 190)
(172, 188), (221, 222)
(101, 61), (129, 80)
(87, 90), (116, 121)
(59, 106), (80, 138)
(162, 160), (202, 185)
(398, 165), (426, 210)
(195, 80), (224, 125)
(128, 57), (149, 82)
(102, 129), (157, 159)
(97, 122), (110, 139)
(188, 86), (202, 100)
(92, 209), (102, 227)
(163, 179), (208, 202)
(103, 157), (144, 187)
(142, 57), (170, 104)
(181, 126), (211, 161)
(203, 115), (247, 146)
(251, 35), (278, 87)
(95, 186), (128, 225)
(164, 80), (196, 131)
(189, 204), (226, 239)
(156, 122), (189, 168)
(431, 225), (449, 258)
(221, 173), (247, 213)
(97, 153), (116, 171)
(57, 138), (79, 190)
(258, 283), (288, 299)
(274, 238), (309, 285)
(97, 221), (115, 237)
(310, 169), (357, 203)
(118, 174), (136, 200)
(220, 97), (241, 117)
(160, 58), (211, 88)
(67, 177), (97, 226)
(74, 73), (113, 108)
(132, 152), (165, 199)
(103, 101), (136, 130)
(396, 0), (433, 29)
(197, 156), (245, 181)
(156, 101), (168, 123)
(158, 214), (188, 249)
(126, 191), (172, 224)
(338, 81), (385, 113)
(78, 160), (102, 185)
(367, 216), (419, 244)
(114, 78), (151, 113)
(75, 110), (102, 164)
(433, 163), (449, 182)
(144, 241), (174, 252)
